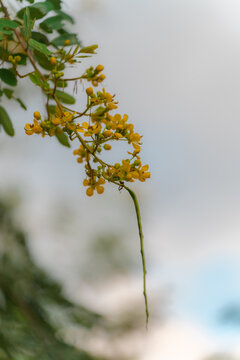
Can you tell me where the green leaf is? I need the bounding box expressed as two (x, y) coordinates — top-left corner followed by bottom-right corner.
(0, 106), (14, 136)
(17, 2), (55, 20)
(31, 31), (49, 45)
(0, 46), (9, 61)
(29, 71), (42, 86)
(55, 10), (74, 24)
(0, 19), (19, 35)
(24, 7), (34, 39)
(48, 0), (61, 10)
(16, 98), (27, 110)
(40, 15), (64, 33)
(34, 50), (54, 70)
(0, 69), (17, 86)
(49, 105), (56, 114)
(29, 38), (51, 57)
(56, 80), (68, 88)
(55, 90), (75, 104)
(51, 33), (79, 47)
(55, 132), (70, 147)
(79, 45), (98, 54)
(3, 88), (13, 99)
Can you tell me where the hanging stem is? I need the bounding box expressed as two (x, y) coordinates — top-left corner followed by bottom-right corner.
(124, 185), (149, 327)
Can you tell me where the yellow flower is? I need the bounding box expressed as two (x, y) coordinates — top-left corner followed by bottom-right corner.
(138, 165), (151, 182)
(108, 103), (118, 110)
(25, 123), (34, 135)
(51, 117), (61, 125)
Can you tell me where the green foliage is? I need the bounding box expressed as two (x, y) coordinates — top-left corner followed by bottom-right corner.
(0, 105), (14, 136)
(0, 200), (105, 359)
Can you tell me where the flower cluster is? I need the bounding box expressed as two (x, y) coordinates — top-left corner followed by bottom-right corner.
(82, 65), (106, 86)
(25, 65), (150, 197)
(25, 109), (75, 137)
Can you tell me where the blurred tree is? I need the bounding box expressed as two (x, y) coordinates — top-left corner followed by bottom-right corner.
(0, 199), (107, 360)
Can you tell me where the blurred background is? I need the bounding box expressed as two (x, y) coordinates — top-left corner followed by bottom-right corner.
(2, 0), (240, 359)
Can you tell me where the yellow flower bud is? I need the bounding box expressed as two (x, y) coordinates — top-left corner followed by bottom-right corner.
(98, 178), (106, 185)
(98, 74), (106, 81)
(86, 87), (93, 96)
(50, 57), (57, 66)
(15, 55), (21, 62)
(86, 187), (94, 196)
(83, 179), (89, 186)
(64, 39), (70, 46)
(96, 64), (104, 72)
(103, 144), (112, 150)
(96, 185), (104, 194)
(8, 55), (13, 62)
(33, 111), (41, 120)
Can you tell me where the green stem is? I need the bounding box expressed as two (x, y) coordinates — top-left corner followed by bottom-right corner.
(124, 185), (149, 328)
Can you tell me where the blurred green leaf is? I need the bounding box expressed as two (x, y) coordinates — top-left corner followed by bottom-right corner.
(31, 31), (49, 45)
(29, 71), (42, 86)
(49, 104), (56, 114)
(55, 10), (74, 24)
(51, 33), (79, 47)
(3, 88), (13, 99)
(23, 7), (34, 39)
(29, 38), (51, 57)
(47, 0), (61, 10)
(0, 69), (17, 86)
(33, 50), (53, 70)
(0, 106), (14, 136)
(54, 90), (75, 104)
(40, 15), (64, 33)
(55, 132), (70, 147)
(0, 19), (19, 35)
(17, 2), (55, 20)
(16, 98), (27, 110)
